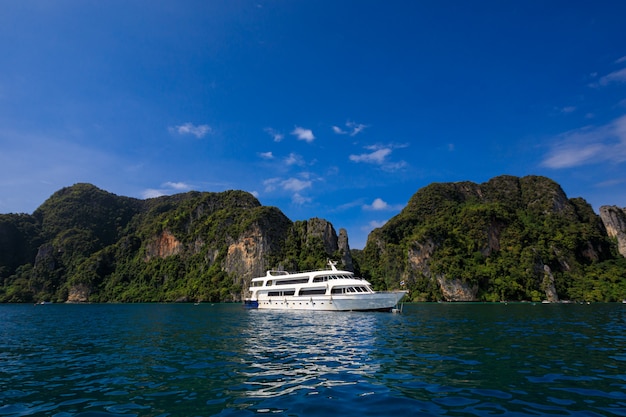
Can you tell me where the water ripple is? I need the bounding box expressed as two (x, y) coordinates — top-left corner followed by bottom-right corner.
(0, 303), (624, 416)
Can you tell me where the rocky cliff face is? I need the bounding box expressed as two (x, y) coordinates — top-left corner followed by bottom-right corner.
(144, 231), (183, 261)
(599, 206), (626, 258)
(361, 175), (614, 302)
(1, 185), (354, 303)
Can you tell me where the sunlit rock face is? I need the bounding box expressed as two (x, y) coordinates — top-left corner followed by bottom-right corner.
(600, 206), (626, 258)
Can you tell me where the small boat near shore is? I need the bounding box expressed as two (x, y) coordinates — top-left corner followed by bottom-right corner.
(244, 260), (407, 312)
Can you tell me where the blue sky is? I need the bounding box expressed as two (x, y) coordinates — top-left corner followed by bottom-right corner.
(1, 1), (626, 249)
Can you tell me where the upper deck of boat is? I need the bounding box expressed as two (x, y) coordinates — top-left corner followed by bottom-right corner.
(249, 262), (365, 287)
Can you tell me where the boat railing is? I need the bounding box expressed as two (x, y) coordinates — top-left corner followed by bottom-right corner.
(266, 260), (344, 276)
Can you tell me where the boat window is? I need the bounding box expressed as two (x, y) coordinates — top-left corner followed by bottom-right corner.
(331, 287), (344, 294)
(251, 281), (264, 287)
(313, 276), (329, 283)
(266, 280), (273, 286)
(267, 290), (295, 297)
(299, 288), (326, 295)
(274, 277), (309, 285)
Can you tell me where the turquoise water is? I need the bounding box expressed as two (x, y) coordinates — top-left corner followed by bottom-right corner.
(0, 303), (624, 416)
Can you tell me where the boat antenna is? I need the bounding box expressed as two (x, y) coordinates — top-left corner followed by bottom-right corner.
(328, 259), (338, 271)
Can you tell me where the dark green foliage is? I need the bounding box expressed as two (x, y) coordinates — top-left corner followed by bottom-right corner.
(0, 213), (41, 279)
(1, 176), (625, 303)
(0, 184), (340, 303)
(360, 175), (626, 302)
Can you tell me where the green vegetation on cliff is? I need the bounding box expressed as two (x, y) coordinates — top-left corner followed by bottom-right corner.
(0, 184), (346, 303)
(1, 176), (625, 303)
(357, 175), (626, 302)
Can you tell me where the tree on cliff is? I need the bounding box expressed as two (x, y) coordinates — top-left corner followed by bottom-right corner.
(0, 184), (352, 303)
(357, 175), (626, 302)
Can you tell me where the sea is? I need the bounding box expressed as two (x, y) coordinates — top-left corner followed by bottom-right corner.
(0, 302), (624, 416)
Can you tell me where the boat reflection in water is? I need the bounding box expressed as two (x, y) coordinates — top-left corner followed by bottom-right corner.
(239, 309), (381, 401)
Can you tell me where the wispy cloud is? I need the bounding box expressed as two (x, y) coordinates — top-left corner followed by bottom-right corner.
(349, 144), (408, 172)
(285, 152), (305, 166)
(169, 123), (211, 138)
(263, 176), (312, 193)
(164, 181), (192, 190)
(332, 121), (367, 136)
(541, 115), (626, 168)
(262, 174), (315, 205)
(361, 220), (387, 232)
(259, 151), (274, 159)
(264, 127), (284, 142)
(598, 68), (626, 86)
(291, 126), (315, 142)
(282, 177), (312, 192)
(349, 147), (392, 164)
(141, 181), (192, 199)
(291, 193), (312, 205)
(362, 198), (404, 211)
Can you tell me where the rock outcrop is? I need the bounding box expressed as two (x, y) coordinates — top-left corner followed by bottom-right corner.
(361, 175), (614, 302)
(144, 231), (183, 261)
(599, 206), (626, 258)
(1, 185), (354, 303)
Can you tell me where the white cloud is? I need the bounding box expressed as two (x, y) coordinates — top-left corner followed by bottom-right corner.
(364, 198), (389, 210)
(332, 125), (346, 134)
(541, 115), (626, 168)
(170, 122), (211, 138)
(292, 192), (312, 205)
(163, 181), (191, 190)
(281, 177), (312, 192)
(349, 147), (392, 164)
(363, 197), (404, 211)
(263, 175), (314, 204)
(264, 176), (312, 193)
(615, 56), (626, 64)
(349, 144), (408, 172)
(284, 152), (305, 166)
(141, 181), (192, 199)
(332, 121), (367, 136)
(291, 126), (315, 142)
(259, 151), (274, 159)
(263, 177), (280, 192)
(264, 127), (284, 142)
(598, 68), (626, 86)
(361, 220), (387, 232)
(141, 189), (166, 199)
(347, 121), (367, 136)
(381, 160), (408, 172)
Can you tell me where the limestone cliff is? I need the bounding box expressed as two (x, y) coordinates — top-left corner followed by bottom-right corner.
(360, 175), (614, 302)
(337, 228), (353, 271)
(599, 206), (626, 258)
(3, 178), (623, 304)
(144, 231), (183, 261)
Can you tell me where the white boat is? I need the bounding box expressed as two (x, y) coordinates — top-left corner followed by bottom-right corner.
(244, 260), (407, 312)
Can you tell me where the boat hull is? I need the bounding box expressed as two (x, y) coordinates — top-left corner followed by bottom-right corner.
(247, 291), (407, 312)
